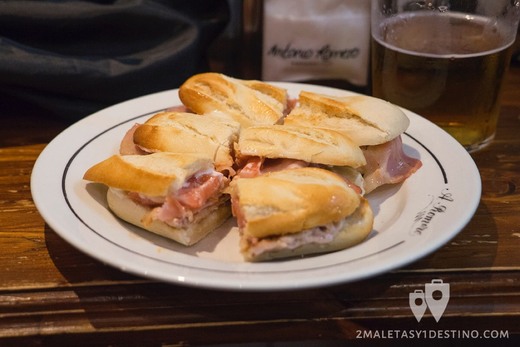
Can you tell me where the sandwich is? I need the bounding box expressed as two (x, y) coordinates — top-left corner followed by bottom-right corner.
(82, 72), (420, 261)
(119, 111), (241, 174)
(178, 72), (289, 128)
(234, 124), (367, 193)
(284, 91), (422, 193)
(83, 152), (231, 246)
(285, 91), (409, 146)
(228, 167), (374, 261)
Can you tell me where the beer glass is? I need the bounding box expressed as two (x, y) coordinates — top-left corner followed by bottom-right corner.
(371, 0), (520, 152)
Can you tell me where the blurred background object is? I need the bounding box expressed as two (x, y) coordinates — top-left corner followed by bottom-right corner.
(262, 0), (370, 90)
(513, 24), (520, 64)
(209, 0), (262, 79)
(209, 0), (371, 93)
(371, 0), (520, 151)
(0, 0), (230, 121)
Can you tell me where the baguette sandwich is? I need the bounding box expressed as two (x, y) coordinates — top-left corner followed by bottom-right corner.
(83, 152), (231, 246)
(228, 167), (374, 261)
(284, 91), (422, 193)
(178, 72), (289, 128)
(119, 111), (240, 174)
(234, 124), (367, 193)
(82, 72), (421, 261)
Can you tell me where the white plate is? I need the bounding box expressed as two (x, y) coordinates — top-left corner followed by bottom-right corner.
(31, 83), (481, 291)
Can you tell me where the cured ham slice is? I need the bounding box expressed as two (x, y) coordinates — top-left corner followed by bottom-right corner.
(176, 174), (225, 210)
(236, 157), (309, 178)
(119, 124), (148, 155)
(132, 171), (229, 228)
(236, 156), (364, 194)
(361, 136), (422, 193)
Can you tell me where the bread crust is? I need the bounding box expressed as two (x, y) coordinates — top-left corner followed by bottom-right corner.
(285, 91), (409, 145)
(133, 111), (240, 170)
(178, 72), (288, 128)
(83, 153), (213, 196)
(237, 124), (366, 168)
(229, 168), (361, 238)
(107, 188), (231, 246)
(241, 198), (373, 262)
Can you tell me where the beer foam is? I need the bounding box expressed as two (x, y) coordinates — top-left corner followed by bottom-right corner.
(372, 12), (515, 59)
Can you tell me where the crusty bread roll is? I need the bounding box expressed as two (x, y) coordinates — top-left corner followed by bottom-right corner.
(133, 111), (240, 172)
(83, 152), (231, 246)
(83, 73), (423, 259)
(107, 188), (231, 246)
(241, 198), (373, 262)
(229, 167), (373, 261)
(230, 167), (362, 238)
(236, 124), (366, 168)
(285, 91), (409, 146)
(178, 72), (288, 128)
(83, 152), (213, 196)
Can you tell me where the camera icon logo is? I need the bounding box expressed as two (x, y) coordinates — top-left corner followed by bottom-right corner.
(409, 279), (450, 322)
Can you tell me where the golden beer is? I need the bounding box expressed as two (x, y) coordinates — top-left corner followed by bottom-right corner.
(371, 12), (514, 151)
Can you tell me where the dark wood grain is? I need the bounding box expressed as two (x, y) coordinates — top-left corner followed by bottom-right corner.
(1, 63), (519, 346)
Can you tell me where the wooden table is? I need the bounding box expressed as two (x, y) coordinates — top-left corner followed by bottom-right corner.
(1, 63), (519, 346)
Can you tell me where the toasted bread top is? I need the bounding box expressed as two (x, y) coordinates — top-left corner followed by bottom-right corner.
(178, 72), (288, 128)
(133, 111), (240, 170)
(285, 91), (409, 145)
(83, 152), (213, 196)
(229, 167), (361, 238)
(236, 124), (366, 168)
(240, 197), (374, 261)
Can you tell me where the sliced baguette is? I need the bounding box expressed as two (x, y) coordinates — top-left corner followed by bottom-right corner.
(107, 188), (231, 246)
(83, 152), (213, 197)
(236, 124), (366, 168)
(178, 72), (288, 128)
(229, 167), (362, 239)
(133, 111), (240, 171)
(285, 91), (409, 145)
(241, 198), (373, 262)
(84, 152), (230, 246)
